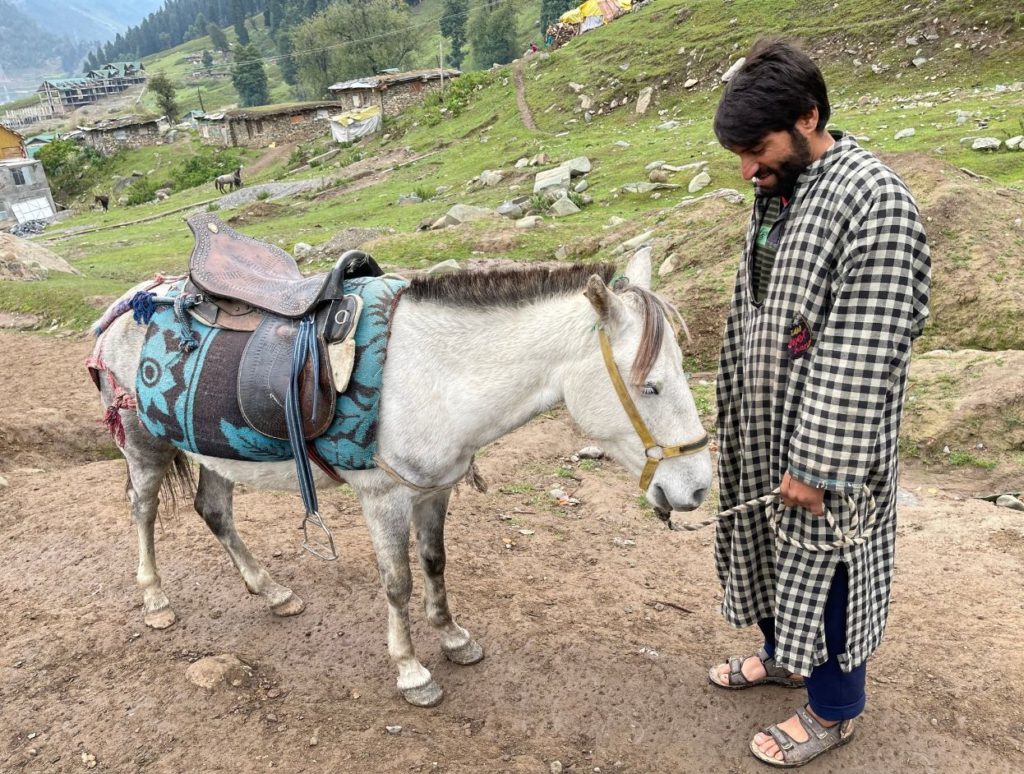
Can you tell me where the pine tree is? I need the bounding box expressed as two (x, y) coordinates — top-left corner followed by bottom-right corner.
(469, 0), (518, 70)
(276, 30), (298, 86)
(202, 49), (214, 70)
(208, 22), (231, 53)
(232, 0), (250, 45)
(440, 0), (468, 69)
(540, 0), (577, 33)
(231, 44), (269, 107)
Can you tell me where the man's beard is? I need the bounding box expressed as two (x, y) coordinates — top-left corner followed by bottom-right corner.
(754, 130), (812, 198)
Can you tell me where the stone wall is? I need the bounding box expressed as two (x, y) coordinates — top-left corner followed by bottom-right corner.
(84, 125), (162, 156)
(0, 161), (57, 225)
(333, 79), (449, 118)
(224, 109), (333, 149)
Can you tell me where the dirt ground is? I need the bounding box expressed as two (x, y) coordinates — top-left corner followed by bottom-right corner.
(1, 330), (1022, 774)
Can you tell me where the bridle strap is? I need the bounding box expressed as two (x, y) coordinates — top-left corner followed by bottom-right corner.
(597, 327), (709, 491)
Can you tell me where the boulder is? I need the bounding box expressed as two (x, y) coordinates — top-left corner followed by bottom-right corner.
(185, 654), (252, 691)
(688, 170), (712, 193)
(534, 166), (572, 194)
(515, 215), (543, 229)
(445, 204), (496, 224)
(972, 137), (1001, 151)
(549, 197), (581, 217)
(721, 57), (746, 83)
(562, 156), (592, 177)
(894, 128), (916, 140)
(0, 233), (79, 280)
(635, 87), (653, 115)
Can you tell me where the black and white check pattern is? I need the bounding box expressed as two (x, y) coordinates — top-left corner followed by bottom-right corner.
(714, 135), (931, 675)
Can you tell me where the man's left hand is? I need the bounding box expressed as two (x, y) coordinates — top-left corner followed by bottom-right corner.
(780, 471), (824, 516)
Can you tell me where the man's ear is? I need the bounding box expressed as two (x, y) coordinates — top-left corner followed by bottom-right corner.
(584, 274), (627, 328)
(796, 107), (819, 134)
(623, 246), (652, 289)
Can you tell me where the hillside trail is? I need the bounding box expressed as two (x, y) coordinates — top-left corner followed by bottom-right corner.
(0, 329), (1021, 773)
(514, 60), (539, 132)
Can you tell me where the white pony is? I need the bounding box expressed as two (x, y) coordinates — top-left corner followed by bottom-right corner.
(89, 250), (712, 706)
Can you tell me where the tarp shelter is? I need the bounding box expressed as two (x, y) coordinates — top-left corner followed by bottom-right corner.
(330, 105), (382, 143)
(559, 0), (632, 28)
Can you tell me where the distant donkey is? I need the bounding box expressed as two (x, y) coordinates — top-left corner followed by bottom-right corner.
(214, 166), (243, 193)
(94, 194), (109, 211)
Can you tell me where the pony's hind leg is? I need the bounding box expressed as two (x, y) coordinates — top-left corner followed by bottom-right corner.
(121, 435), (186, 630)
(193, 466), (305, 617)
(413, 491), (483, 665)
(363, 489), (443, 707)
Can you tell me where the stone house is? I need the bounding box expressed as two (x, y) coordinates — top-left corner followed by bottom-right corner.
(0, 124), (26, 160)
(197, 102), (336, 149)
(328, 69), (461, 117)
(0, 158), (57, 226)
(80, 115), (164, 155)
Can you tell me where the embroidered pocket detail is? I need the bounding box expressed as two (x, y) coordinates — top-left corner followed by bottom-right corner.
(787, 314), (813, 359)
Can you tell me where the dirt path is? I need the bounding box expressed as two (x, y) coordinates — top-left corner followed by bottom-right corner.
(1, 330), (1022, 773)
(513, 61), (538, 132)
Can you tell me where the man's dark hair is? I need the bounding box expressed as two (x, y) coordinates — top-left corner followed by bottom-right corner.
(713, 38), (831, 149)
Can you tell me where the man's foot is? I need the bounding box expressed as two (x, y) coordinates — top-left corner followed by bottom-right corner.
(750, 706), (856, 767)
(709, 646), (804, 689)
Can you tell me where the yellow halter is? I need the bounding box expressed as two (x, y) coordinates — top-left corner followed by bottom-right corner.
(597, 327), (710, 491)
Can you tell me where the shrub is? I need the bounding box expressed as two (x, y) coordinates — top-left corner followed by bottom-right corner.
(170, 147), (244, 191)
(125, 176), (159, 206)
(412, 185), (435, 201)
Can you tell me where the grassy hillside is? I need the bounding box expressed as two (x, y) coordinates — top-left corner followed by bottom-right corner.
(4, 0), (1024, 475)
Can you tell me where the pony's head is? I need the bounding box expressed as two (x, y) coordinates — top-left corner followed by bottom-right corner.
(564, 249), (712, 513)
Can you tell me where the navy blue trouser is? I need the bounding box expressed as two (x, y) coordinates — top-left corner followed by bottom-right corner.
(757, 564), (866, 721)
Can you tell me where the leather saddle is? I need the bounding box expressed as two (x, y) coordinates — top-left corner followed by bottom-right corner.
(183, 213), (381, 441)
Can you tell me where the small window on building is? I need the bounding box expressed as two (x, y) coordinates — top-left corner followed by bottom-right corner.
(113, 129), (127, 140)
(316, 109), (328, 120)
(12, 167), (31, 185)
(352, 94), (362, 108)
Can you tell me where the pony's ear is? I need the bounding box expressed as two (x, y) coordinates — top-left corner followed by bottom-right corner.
(584, 274), (627, 327)
(623, 246), (652, 289)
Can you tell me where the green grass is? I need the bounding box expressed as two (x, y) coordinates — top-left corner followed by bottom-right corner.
(948, 450), (998, 470)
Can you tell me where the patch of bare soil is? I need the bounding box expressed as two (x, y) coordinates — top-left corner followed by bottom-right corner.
(227, 201), (288, 226)
(0, 330), (1021, 773)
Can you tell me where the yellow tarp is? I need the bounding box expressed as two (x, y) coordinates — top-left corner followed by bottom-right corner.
(329, 105), (382, 125)
(559, 0), (631, 25)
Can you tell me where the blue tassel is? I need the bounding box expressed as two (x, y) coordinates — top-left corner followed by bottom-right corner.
(130, 292), (157, 324)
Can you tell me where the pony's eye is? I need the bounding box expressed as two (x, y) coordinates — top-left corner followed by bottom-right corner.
(641, 381), (660, 396)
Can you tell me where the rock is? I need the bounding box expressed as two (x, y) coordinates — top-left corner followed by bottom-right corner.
(0, 233), (80, 280)
(514, 157), (530, 168)
(1006, 136), (1023, 150)
(550, 762), (563, 774)
(529, 153), (550, 166)
(534, 165), (572, 194)
(515, 215), (543, 229)
(446, 204), (496, 223)
(658, 254), (679, 277)
(955, 111), (971, 126)
(431, 214), (458, 230)
(574, 179), (589, 193)
(397, 194), (422, 205)
(721, 57), (746, 82)
(649, 169), (670, 183)
(427, 259), (461, 274)
(0, 474), (8, 488)
(615, 230), (654, 254)
(663, 160), (707, 173)
(614, 140), (631, 148)
(894, 128), (916, 140)
(635, 86), (654, 114)
(645, 160), (667, 171)
(568, 82), (585, 94)
(580, 95), (594, 111)
(621, 182), (680, 194)
(186, 654), (252, 690)
(478, 169), (504, 187)
(497, 200), (526, 220)
(607, 216), (626, 227)
(292, 242), (313, 258)
(684, 78), (698, 89)
(972, 137), (1001, 151)
(906, 36), (919, 46)
(656, 120), (680, 131)
(385, 725), (403, 735)
(562, 156), (592, 176)
(549, 197), (581, 217)
(995, 495), (1024, 512)
(549, 488), (567, 500)
(912, 57), (928, 67)
(578, 446), (604, 459)
(688, 170), (711, 193)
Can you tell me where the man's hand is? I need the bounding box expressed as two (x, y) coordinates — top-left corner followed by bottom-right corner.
(780, 471), (824, 516)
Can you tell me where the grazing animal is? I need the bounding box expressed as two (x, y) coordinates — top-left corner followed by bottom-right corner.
(87, 248), (711, 707)
(214, 166), (242, 193)
(94, 194), (109, 211)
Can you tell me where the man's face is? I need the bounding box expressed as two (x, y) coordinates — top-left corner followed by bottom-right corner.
(732, 129), (812, 198)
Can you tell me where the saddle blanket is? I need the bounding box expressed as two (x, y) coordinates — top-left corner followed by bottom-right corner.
(136, 275), (408, 469)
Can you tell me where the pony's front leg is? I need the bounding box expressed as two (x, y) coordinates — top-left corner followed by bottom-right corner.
(413, 490), (483, 665)
(363, 490), (443, 707)
(194, 466), (305, 616)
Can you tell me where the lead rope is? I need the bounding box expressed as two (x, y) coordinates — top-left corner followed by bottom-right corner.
(674, 485), (878, 553)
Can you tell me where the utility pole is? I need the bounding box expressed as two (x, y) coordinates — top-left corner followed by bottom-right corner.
(439, 39), (444, 90)
(197, 87), (205, 113)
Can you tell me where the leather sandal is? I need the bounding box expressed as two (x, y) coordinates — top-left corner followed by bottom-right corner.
(708, 646), (805, 689)
(750, 706), (856, 768)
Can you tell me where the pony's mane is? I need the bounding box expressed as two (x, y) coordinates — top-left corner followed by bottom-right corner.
(404, 262), (617, 307)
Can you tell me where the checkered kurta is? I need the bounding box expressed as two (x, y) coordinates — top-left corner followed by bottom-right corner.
(714, 135), (931, 675)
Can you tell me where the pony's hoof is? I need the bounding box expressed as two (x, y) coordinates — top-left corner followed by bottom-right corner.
(401, 680), (444, 708)
(270, 593), (305, 617)
(444, 639), (484, 665)
(144, 606), (176, 630)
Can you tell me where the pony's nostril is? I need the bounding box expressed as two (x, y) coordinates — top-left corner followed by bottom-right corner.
(691, 487), (708, 505)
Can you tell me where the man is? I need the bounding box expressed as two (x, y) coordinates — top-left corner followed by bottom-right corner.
(708, 39), (931, 767)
